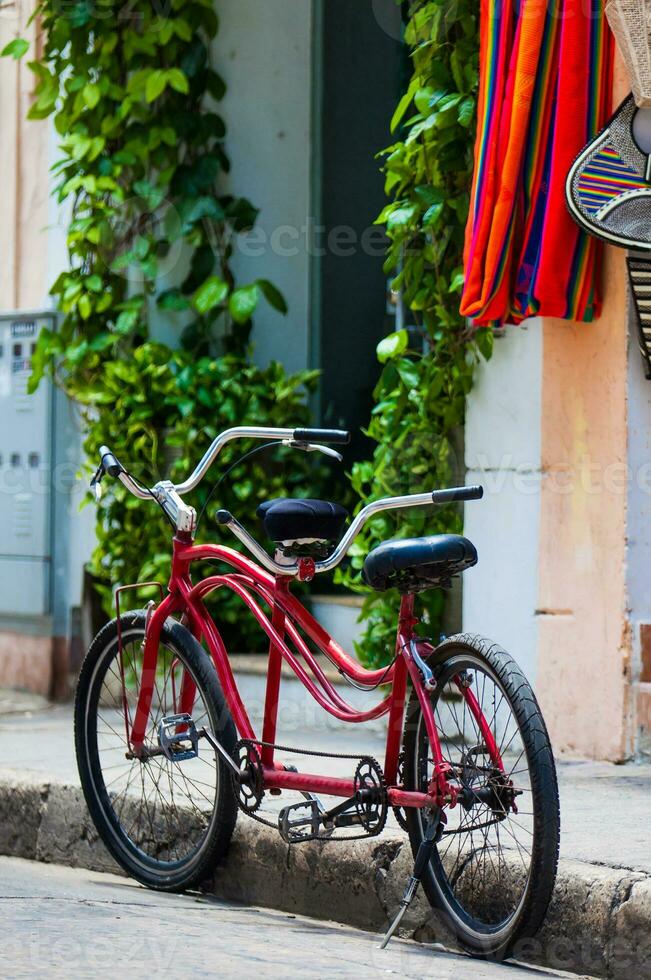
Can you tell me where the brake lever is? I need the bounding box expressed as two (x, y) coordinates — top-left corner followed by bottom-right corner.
(90, 463), (104, 502)
(282, 440), (343, 463)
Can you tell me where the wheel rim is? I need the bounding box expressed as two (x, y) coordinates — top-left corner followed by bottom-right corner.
(413, 653), (535, 940)
(85, 627), (222, 872)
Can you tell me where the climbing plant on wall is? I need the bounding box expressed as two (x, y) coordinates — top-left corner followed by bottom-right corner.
(337, 0), (492, 668)
(4, 1), (322, 649)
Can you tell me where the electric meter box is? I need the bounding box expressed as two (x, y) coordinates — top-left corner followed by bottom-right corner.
(0, 311), (57, 618)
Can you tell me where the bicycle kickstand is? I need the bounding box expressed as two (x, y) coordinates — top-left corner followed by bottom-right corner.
(379, 812), (441, 949)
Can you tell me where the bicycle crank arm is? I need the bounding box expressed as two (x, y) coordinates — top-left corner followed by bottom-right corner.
(330, 812), (364, 829)
(198, 727), (249, 780)
(320, 795), (358, 828)
(380, 812), (441, 949)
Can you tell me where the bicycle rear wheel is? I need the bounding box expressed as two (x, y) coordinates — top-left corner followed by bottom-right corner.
(75, 610), (237, 891)
(402, 634), (559, 958)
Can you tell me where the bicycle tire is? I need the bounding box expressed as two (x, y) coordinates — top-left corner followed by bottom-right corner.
(75, 610), (238, 891)
(402, 633), (560, 959)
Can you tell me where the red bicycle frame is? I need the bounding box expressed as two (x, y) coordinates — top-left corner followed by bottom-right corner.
(126, 532), (504, 811)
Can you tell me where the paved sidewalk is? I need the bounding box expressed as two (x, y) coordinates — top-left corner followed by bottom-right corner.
(0, 857), (578, 979)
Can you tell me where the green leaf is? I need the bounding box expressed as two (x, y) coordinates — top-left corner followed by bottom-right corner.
(414, 186), (444, 208)
(475, 327), (494, 360)
(206, 69), (226, 101)
(1, 38), (29, 60)
(387, 204), (418, 231)
(158, 289), (190, 312)
(229, 284), (259, 324)
(145, 69), (167, 103)
(166, 68), (189, 94)
(390, 78), (418, 133)
(78, 293), (92, 320)
(257, 279), (287, 315)
(458, 97), (475, 128)
(82, 83), (101, 109)
(397, 360), (420, 390)
(174, 19), (192, 42)
(193, 276), (228, 314)
(414, 86), (437, 114)
(449, 271), (465, 293)
(423, 202), (444, 227)
(377, 330), (408, 364)
(179, 195), (224, 231)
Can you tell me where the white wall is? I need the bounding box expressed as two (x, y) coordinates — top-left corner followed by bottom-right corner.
(464, 321), (543, 683)
(212, 1), (314, 374)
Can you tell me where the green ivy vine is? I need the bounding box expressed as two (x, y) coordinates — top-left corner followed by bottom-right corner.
(337, 0), (492, 668)
(4, 1), (324, 650)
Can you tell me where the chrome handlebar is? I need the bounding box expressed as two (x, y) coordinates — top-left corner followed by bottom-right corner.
(92, 428), (483, 577)
(174, 427), (304, 494)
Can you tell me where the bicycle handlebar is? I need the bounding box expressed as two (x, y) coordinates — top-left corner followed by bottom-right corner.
(99, 445), (124, 478)
(92, 428), (484, 576)
(173, 426), (351, 495)
(292, 428), (351, 446)
(432, 485), (483, 504)
(217, 485), (485, 577)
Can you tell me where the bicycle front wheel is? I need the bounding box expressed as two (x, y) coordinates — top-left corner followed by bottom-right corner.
(402, 634), (560, 959)
(75, 610), (238, 891)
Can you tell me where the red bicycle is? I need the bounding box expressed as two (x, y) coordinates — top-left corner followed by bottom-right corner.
(75, 426), (559, 958)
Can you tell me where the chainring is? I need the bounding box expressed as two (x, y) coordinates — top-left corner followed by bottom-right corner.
(354, 757), (388, 836)
(232, 739), (264, 815)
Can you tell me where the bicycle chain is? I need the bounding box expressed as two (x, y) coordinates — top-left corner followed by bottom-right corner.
(392, 750), (409, 833)
(233, 738), (390, 841)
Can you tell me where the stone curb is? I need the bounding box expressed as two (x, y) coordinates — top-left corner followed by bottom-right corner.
(1, 771), (650, 978)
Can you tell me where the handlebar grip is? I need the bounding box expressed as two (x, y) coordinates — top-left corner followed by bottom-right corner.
(431, 485), (484, 504)
(292, 428), (351, 446)
(99, 445), (124, 478)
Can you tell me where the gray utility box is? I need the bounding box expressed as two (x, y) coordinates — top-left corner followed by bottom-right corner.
(0, 311), (57, 617)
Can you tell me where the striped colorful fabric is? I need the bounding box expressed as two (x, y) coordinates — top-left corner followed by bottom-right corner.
(577, 145), (647, 214)
(460, 0), (614, 327)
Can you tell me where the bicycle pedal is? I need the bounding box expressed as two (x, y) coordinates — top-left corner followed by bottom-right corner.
(157, 714), (199, 762)
(278, 799), (328, 844)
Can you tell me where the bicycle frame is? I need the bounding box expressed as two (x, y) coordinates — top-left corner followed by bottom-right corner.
(124, 531), (505, 813)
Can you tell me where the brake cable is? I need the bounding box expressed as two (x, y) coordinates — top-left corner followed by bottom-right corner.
(195, 440), (280, 533)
